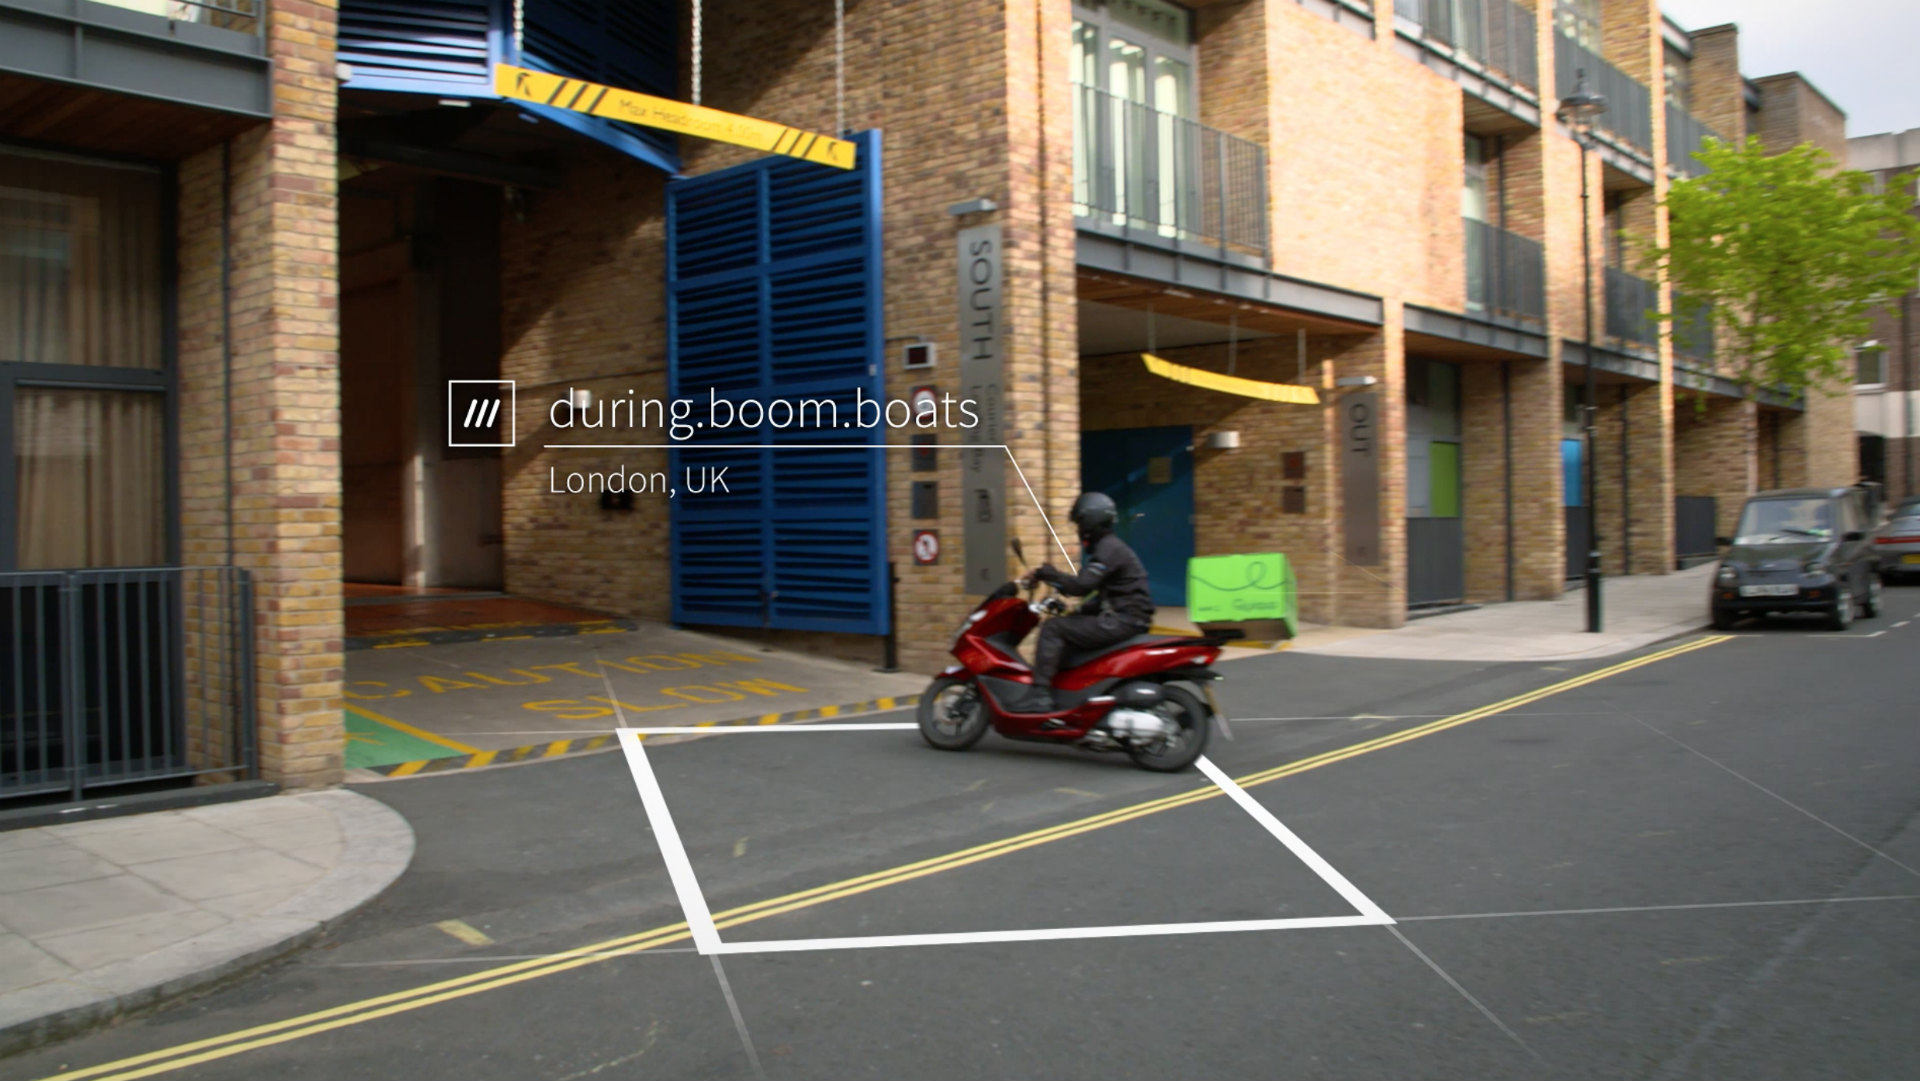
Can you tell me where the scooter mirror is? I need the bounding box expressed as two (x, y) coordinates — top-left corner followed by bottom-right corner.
(1009, 537), (1027, 568)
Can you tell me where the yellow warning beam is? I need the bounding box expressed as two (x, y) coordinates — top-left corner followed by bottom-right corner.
(1141, 353), (1321, 405)
(494, 63), (856, 170)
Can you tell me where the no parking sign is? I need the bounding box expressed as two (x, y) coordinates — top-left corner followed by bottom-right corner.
(913, 529), (940, 565)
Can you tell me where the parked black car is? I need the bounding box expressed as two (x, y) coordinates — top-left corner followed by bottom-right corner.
(1710, 487), (1882, 631)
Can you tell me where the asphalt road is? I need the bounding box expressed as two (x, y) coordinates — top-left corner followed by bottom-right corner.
(7, 597), (1920, 1081)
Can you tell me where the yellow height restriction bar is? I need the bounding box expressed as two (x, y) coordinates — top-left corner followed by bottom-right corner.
(1142, 353), (1321, 405)
(494, 63), (857, 170)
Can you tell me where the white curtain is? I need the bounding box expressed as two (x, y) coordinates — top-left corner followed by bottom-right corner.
(3, 150), (168, 569)
(15, 389), (166, 569)
(0, 153), (162, 370)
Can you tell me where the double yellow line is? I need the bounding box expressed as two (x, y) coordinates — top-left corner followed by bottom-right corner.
(44, 635), (1729, 1081)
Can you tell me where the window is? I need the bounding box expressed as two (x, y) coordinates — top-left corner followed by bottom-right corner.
(1463, 134), (1491, 223)
(1555, 0), (1601, 51)
(1, 148), (170, 570)
(1664, 45), (1691, 111)
(1734, 498), (1834, 545)
(1071, 1), (1198, 237)
(1856, 345), (1888, 386)
(1603, 192), (1627, 269)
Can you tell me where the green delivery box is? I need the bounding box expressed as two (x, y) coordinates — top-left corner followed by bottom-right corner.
(1185, 553), (1298, 642)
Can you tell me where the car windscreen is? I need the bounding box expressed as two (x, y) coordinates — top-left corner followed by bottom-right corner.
(1734, 498), (1835, 544)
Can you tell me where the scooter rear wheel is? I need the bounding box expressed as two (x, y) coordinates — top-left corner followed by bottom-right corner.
(918, 677), (990, 751)
(1125, 685), (1211, 773)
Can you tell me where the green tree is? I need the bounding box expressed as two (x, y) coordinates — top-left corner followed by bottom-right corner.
(1645, 136), (1920, 400)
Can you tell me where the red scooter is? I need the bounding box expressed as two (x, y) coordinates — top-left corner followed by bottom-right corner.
(917, 541), (1236, 772)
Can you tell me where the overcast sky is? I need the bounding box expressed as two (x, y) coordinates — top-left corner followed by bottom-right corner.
(1659, 0), (1919, 138)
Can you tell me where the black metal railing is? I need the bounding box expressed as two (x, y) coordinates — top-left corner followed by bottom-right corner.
(1671, 293), (1715, 361)
(1400, 0), (1539, 88)
(1465, 218), (1547, 324)
(1073, 84), (1270, 259)
(1664, 103), (1718, 178)
(1604, 266), (1657, 346)
(1555, 39), (1653, 154)
(2, 567), (256, 804)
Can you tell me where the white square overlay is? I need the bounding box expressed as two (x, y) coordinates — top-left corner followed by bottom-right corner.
(448, 379), (516, 448)
(616, 724), (1395, 955)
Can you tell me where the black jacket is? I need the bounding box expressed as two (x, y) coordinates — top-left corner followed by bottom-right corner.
(1035, 533), (1155, 627)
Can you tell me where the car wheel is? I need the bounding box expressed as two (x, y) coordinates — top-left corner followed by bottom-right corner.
(1828, 584), (1854, 631)
(1861, 574), (1882, 619)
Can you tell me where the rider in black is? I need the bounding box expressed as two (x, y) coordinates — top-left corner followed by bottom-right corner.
(1017, 492), (1156, 713)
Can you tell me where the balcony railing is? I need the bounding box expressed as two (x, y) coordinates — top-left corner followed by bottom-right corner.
(1664, 104), (1719, 178)
(1604, 266), (1658, 346)
(1555, 39), (1653, 154)
(1671, 294), (1715, 361)
(1465, 218), (1546, 324)
(1398, 0), (1539, 88)
(1073, 85), (1270, 260)
(90, 0), (263, 36)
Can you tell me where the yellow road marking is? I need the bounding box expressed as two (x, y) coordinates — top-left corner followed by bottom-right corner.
(467, 751), (498, 768)
(544, 740), (572, 758)
(46, 635), (1728, 1081)
(434, 920), (495, 948)
(384, 760), (427, 778)
(346, 706), (482, 756)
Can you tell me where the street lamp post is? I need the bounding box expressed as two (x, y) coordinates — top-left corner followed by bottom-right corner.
(1559, 70), (1608, 633)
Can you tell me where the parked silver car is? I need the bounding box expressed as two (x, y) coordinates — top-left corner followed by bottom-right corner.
(1876, 511), (1920, 584)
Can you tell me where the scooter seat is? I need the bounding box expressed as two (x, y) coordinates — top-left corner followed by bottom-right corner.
(1059, 633), (1181, 670)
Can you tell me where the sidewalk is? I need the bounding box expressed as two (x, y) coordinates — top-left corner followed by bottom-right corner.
(1287, 564), (1717, 662)
(0, 791), (413, 1055)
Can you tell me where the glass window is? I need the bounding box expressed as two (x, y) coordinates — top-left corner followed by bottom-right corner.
(0, 156), (163, 370)
(1734, 498), (1835, 545)
(1463, 135), (1490, 223)
(15, 388), (166, 569)
(1108, 37), (1148, 104)
(1555, 0), (1601, 51)
(1108, 0), (1191, 46)
(2, 149), (170, 572)
(1664, 46), (1691, 111)
(1154, 55), (1192, 118)
(1072, 20), (1098, 86)
(1856, 346), (1887, 386)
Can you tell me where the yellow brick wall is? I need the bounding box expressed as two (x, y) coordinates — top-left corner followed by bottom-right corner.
(177, 0), (345, 788)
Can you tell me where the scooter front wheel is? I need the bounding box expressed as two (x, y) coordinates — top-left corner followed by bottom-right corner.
(918, 677), (990, 751)
(1125, 685), (1211, 773)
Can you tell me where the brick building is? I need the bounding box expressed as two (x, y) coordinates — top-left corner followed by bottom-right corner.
(0, 0), (1859, 795)
(1849, 128), (1920, 505)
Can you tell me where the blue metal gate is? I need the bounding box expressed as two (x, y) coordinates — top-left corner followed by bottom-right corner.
(665, 131), (890, 635)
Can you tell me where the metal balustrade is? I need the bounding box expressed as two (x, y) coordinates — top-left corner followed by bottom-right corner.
(1465, 218), (1547, 324)
(1556, 39), (1653, 154)
(1073, 85), (1270, 260)
(1401, 0), (1539, 88)
(1604, 266), (1658, 346)
(1665, 103), (1719, 178)
(2, 567), (256, 803)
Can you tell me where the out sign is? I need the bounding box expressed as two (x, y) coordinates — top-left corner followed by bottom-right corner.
(912, 529), (940, 566)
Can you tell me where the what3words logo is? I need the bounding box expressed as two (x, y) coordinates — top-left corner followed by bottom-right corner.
(448, 380), (516, 448)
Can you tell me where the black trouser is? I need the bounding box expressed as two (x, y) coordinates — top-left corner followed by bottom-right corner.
(1032, 612), (1145, 686)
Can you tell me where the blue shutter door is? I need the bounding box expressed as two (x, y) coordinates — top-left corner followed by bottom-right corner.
(667, 131), (889, 635)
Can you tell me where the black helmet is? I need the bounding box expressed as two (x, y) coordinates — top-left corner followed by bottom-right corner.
(1069, 491), (1118, 542)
